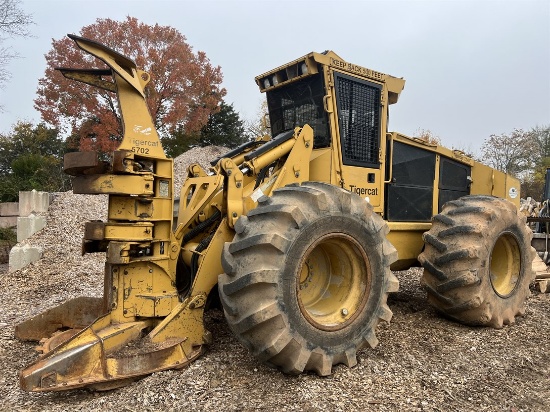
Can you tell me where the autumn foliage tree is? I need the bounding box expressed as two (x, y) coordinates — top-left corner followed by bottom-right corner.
(35, 17), (225, 155)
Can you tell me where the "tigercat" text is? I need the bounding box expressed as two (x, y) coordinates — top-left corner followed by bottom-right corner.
(348, 186), (378, 196)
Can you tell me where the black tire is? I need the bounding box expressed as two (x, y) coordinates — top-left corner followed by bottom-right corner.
(219, 182), (398, 376)
(419, 195), (535, 328)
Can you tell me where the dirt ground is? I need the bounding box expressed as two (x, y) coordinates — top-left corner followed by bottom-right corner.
(0, 145), (548, 411)
(1, 262), (549, 411)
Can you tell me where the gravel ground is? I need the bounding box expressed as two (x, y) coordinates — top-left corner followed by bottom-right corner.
(0, 147), (549, 411)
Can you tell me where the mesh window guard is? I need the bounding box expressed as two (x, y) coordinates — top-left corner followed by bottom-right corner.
(335, 73), (381, 167)
(266, 73), (330, 149)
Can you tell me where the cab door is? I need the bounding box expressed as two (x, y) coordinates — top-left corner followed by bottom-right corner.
(332, 72), (384, 207)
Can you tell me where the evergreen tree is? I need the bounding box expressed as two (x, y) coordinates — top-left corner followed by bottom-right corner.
(199, 101), (248, 148)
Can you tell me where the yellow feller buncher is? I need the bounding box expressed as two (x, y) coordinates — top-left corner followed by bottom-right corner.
(16, 35), (535, 391)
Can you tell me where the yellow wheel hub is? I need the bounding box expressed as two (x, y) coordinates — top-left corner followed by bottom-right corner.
(297, 233), (371, 331)
(490, 232), (521, 297)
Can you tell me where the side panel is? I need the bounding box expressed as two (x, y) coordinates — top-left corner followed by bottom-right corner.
(492, 170), (507, 200)
(504, 174), (521, 207)
(385, 141), (436, 222)
(470, 162), (520, 207)
(438, 157), (471, 212)
(340, 166), (381, 206)
(470, 162), (494, 195)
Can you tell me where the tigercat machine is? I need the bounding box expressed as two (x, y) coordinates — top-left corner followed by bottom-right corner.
(15, 35), (534, 392)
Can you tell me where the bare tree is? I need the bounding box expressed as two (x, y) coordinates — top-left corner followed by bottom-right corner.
(244, 99), (270, 139)
(480, 129), (537, 178)
(413, 128), (441, 145)
(0, 0), (33, 96)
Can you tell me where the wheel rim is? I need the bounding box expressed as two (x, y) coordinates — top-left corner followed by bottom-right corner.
(490, 232), (521, 297)
(296, 233), (371, 331)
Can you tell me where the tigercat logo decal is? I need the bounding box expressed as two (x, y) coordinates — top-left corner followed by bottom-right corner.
(347, 185), (378, 196)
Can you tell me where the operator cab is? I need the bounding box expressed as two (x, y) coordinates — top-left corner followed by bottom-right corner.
(256, 51), (405, 215)
(256, 52), (472, 226)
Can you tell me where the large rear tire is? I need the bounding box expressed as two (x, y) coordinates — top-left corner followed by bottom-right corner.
(419, 195), (535, 328)
(219, 182), (398, 375)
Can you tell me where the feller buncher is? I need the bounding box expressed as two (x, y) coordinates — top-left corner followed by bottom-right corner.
(16, 35), (535, 392)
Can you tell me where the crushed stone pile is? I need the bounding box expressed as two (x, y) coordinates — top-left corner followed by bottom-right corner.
(173, 146), (228, 191)
(0, 145), (549, 411)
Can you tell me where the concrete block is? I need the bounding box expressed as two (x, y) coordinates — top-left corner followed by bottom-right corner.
(0, 202), (19, 216)
(9, 244), (43, 272)
(18, 190), (51, 217)
(17, 214), (47, 242)
(0, 216), (17, 228)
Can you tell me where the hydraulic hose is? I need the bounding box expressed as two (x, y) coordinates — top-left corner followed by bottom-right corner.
(182, 209), (221, 244)
(190, 232), (215, 286)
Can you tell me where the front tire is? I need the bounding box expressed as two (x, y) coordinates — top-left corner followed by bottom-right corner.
(219, 182), (398, 375)
(419, 195), (535, 328)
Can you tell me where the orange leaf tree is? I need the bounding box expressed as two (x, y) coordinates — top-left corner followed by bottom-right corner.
(34, 16), (226, 154)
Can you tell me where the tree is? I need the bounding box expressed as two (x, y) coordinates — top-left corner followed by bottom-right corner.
(0, 0), (33, 107)
(531, 124), (550, 161)
(520, 124), (550, 198)
(0, 121), (69, 201)
(35, 16), (225, 155)
(480, 129), (536, 178)
(244, 99), (270, 140)
(162, 101), (248, 157)
(161, 127), (200, 159)
(199, 100), (247, 148)
(451, 144), (478, 160)
(521, 158), (550, 199)
(413, 128), (441, 146)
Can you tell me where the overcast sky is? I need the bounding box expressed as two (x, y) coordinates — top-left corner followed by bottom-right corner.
(0, 0), (548, 154)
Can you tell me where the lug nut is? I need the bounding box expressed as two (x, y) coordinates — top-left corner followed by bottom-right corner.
(341, 308), (348, 316)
